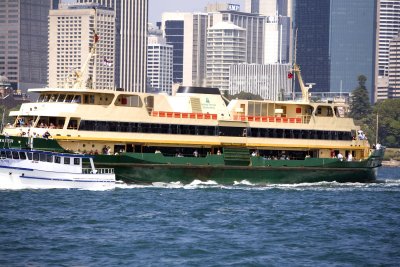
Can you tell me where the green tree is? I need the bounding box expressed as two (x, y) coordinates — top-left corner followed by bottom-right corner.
(229, 91), (263, 101)
(373, 99), (400, 147)
(350, 75), (372, 121)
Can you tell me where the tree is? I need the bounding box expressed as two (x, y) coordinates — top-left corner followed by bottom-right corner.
(350, 75), (372, 121)
(229, 91), (263, 101)
(373, 99), (400, 147)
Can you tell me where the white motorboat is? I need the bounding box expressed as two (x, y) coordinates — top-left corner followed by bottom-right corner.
(0, 147), (115, 190)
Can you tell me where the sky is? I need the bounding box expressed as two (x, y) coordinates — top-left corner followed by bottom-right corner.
(148, 0), (244, 24)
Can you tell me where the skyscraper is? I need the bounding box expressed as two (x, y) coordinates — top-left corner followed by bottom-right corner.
(182, 13), (208, 87)
(48, 4), (115, 89)
(0, 0), (55, 94)
(73, 0), (149, 92)
(161, 13), (187, 84)
(375, 0), (400, 100)
(388, 34), (400, 98)
(206, 22), (246, 91)
(147, 30), (173, 94)
(294, 0), (377, 100)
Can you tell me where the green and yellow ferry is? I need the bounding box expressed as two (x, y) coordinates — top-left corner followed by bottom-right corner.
(1, 65), (384, 184)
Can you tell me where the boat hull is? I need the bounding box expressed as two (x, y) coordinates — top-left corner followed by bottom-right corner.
(93, 153), (383, 185)
(0, 165), (115, 190)
(110, 164), (377, 184)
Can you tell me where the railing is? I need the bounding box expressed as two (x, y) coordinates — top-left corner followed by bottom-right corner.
(151, 111), (218, 120)
(82, 168), (114, 174)
(233, 115), (303, 123)
(151, 111), (308, 124)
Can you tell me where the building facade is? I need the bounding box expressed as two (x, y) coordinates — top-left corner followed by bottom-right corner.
(0, 0), (55, 94)
(388, 34), (400, 98)
(182, 13), (208, 87)
(229, 63), (292, 100)
(211, 10), (266, 65)
(73, 0), (148, 92)
(375, 0), (400, 100)
(147, 34), (173, 94)
(48, 4), (115, 89)
(206, 22), (246, 92)
(294, 0), (377, 101)
(161, 13), (187, 84)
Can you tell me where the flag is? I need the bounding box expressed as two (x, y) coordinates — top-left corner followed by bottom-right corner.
(287, 72), (293, 79)
(94, 33), (99, 43)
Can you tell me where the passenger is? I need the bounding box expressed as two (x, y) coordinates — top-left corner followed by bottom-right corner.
(376, 143), (381, 150)
(251, 151), (257, 157)
(42, 131), (51, 139)
(107, 146), (111, 155)
(347, 153), (353, 161)
(337, 152), (344, 161)
(102, 145), (108, 155)
(193, 150), (198, 157)
(155, 149), (162, 154)
(217, 149), (222, 155)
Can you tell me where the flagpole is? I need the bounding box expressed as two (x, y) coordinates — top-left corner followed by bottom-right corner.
(375, 112), (379, 145)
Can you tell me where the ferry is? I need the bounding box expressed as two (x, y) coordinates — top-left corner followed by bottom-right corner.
(0, 38), (385, 184)
(0, 140), (115, 189)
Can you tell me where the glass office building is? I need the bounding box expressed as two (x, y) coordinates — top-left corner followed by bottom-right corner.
(294, 0), (377, 100)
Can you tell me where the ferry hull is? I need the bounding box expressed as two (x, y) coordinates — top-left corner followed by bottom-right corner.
(109, 164), (377, 185)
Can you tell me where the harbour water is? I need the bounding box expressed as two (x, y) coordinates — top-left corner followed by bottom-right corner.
(1, 167), (399, 266)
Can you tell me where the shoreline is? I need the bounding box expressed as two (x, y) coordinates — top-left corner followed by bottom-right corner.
(382, 160), (400, 167)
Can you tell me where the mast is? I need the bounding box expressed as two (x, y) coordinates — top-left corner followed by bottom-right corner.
(375, 113), (379, 145)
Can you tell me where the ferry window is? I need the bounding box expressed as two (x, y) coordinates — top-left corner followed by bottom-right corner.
(39, 153), (47, 162)
(27, 152), (32, 160)
(0, 150), (6, 158)
(89, 95), (95, 104)
(58, 94), (66, 102)
(12, 151), (19, 159)
(47, 154), (53, 162)
(49, 94), (57, 102)
(72, 95), (81, 103)
(19, 152), (27, 160)
(33, 153), (39, 161)
(55, 156), (61, 164)
(74, 158), (80, 165)
(6, 151), (12, 158)
(65, 95), (74, 102)
(38, 95), (44, 102)
(64, 157), (70, 164)
(43, 95), (49, 102)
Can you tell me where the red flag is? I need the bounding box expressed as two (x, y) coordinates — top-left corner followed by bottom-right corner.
(287, 72), (293, 79)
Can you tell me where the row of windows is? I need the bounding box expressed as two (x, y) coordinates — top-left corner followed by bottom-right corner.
(0, 150), (80, 165)
(78, 120), (353, 141)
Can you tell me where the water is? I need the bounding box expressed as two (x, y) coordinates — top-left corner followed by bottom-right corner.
(1, 167), (400, 266)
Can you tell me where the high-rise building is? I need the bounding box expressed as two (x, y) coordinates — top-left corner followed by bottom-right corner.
(375, 0), (400, 101)
(161, 13), (187, 84)
(244, 0), (277, 16)
(206, 22), (246, 91)
(48, 3), (115, 89)
(294, 0), (377, 100)
(182, 13), (208, 87)
(73, 0), (149, 92)
(0, 0), (55, 94)
(388, 34), (400, 98)
(243, 0), (292, 64)
(229, 63), (292, 100)
(210, 9), (266, 64)
(147, 32), (173, 94)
